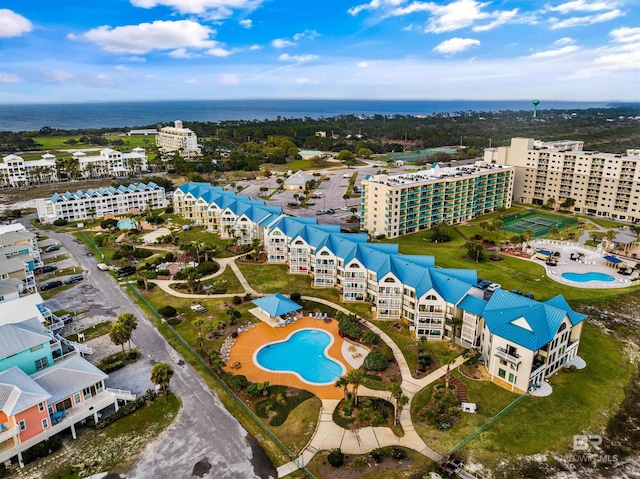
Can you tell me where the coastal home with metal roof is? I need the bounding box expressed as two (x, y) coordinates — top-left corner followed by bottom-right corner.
(173, 183), (586, 394)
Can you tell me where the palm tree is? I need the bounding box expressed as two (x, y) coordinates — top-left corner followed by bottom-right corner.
(474, 242), (484, 262)
(209, 350), (226, 373)
(343, 194), (350, 208)
(346, 369), (365, 408)
(446, 316), (463, 346)
(492, 219), (504, 240)
(151, 362), (174, 398)
(192, 318), (204, 348)
(478, 221), (489, 236)
(201, 243), (216, 262)
(117, 312), (138, 351)
(389, 382), (408, 425)
(109, 321), (129, 360)
(524, 228), (535, 246)
(335, 376), (350, 400)
(549, 227), (560, 239)
(605, 229), (616, 251)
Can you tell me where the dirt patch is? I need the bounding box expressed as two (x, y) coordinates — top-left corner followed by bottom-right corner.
(317, 453), (413, 479)
(458, 365), (486, 380)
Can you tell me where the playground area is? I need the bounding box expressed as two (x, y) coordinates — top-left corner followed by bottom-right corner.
(503, 211), (577, 238)
(377, 147), (459, 164)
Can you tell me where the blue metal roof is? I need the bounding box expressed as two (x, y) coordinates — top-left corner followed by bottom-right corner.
(544, 295), (587, 326)
(458, 294), (487, 316)
(252, 293), (302, 317)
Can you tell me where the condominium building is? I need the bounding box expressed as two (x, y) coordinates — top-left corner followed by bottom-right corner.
(72, 148), (148, 178)
(36, 182), (167, 224)
(0, 224), (43, 293)
(361, 164), (514, 238)
(484, 137), (640, 223)
(174, 182), (585, 393)
(156, 120), (200, 157)
(0, 154), (57, 187)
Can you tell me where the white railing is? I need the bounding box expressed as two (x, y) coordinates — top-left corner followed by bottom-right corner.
(55, 334), (93, 355)
(106, 388), (136, 402)
(495, 347), (522, 365)
(0, 424), (18, 444)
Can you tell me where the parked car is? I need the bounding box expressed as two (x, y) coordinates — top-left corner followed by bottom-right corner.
(45, 244), (60, 253)
(97, 263), (110, 271)
(64, 274), (84, 285)
(117, 266), (136, 278)
(324, 176), (330, 181)
(478, 280), (492, 289)
(316, 210), (328, 215)
(41, 280), (62, 291)
(510, 289), (522, 295)
(40, 265), (58, 273)
(287, 202), (299, 207)
(487, 283), (502, 292)
(524, 292), (535, 299)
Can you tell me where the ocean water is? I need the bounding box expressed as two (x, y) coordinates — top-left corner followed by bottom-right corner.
(0, 99), (612, 132)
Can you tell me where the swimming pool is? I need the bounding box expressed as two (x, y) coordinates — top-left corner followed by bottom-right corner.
(254, 329), (345, 385)
(562, 272), (615, 283)
(117, 219), (137, 229)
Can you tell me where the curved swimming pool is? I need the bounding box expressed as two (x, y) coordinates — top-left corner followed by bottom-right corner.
(562, 272), (615, 283)
(254, 329), (345, 385)
(117, 219), (137, 229)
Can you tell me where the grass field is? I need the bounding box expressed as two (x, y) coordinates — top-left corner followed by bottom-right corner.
(28, 135), (154, 151)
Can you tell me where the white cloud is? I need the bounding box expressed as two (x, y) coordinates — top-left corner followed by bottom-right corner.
(249, 44), (262, 50)
(433, 37), (480, 55)
(169, 48), (201, 58)
(0, 72), (21, 83)
(546, 0), (618, 14)
(278, 53), (319, 63)
(529, 45), (580, 58)
(291, 77), (318, 84)
(348, 0), (405, 16)
(554, 37), (575, 45)
(0, 9), (32, 38)
(293, 30), (320, 41)
(114, 65), (131, 71)
(389, 0), (521, 34)
(357, 61), (376, 68)
(610, 27), (640, 43)
(239, 19), (252, 29)
(130, 0), (264, 19)
(185, 78), (199, 83)
(549, 9), (623, 29)
(206, 47), (232, 57)
(124, 56), (147, 62)
(592, 42), (640, 71)
(72, 20), (219, 54)
(47, 70), (75, 82)
(271, 38), (296, 49)
(218, 73), (239, 84)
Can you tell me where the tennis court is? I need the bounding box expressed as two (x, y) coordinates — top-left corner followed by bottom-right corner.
(503, 212), (577, 238)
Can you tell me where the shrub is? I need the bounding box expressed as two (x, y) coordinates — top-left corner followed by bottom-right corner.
(22, 435), (63, 464)
(353, 457), (367, 470)
(290, 292), (301, 302)
(53, 219), (68, 226)
(338, 313), (361, 340)
(196, 261), (219, 275)
(96, 389), (157, 429)
(327, 448), (345, 467)
(102, 360), (125, 373)
(156, 269), (170, 276)
(232, 295), (242, 305)
(390, 447), (407, 460)
(370, 448), (384, 463)
(363, 330), (380, 344)
(363, 351), (389, 371)
(163, 252), (175, 262)
(437, 418), (452, 431)
(246, 383), (262, 397)
(229, 374), (248, 391)
(158, 305), (177, 318)
(165, 206), (174, 214)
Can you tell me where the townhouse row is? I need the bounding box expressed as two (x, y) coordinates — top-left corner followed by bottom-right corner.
(173, 182), (586, 393)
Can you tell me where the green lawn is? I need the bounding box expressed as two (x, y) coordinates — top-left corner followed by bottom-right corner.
(267, 396), (322, 456)
(66, 321), (112, 342)
(173, 225), (237, 258)
(415, 322), (631, 466)
(200, 265), (245, 293)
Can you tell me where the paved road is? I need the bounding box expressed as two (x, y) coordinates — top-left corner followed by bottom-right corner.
(24, 218), (276, 479)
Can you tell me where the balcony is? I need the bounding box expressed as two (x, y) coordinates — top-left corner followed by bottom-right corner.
(495, 347), (521, 365)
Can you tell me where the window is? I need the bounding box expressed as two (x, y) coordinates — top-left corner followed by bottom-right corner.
(498, 368), (506, 379)
(35, 357), (48, 371)
(509, 373), (515, 383)
(38, 402), (44, 412)
(74, 393), (81, 405)
(19, 420), (26, 431)
(42, 419), (48, 429)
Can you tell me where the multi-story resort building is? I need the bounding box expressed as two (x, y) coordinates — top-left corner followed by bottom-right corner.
(360, 163), (514, 238)
(174, 182), (585, 393)
(72, 148), (148, 178)
(1, 147), (149, 187)
(0, 154), (58, 187)
(36, 182), (167, 224)
(156, 120), (200, 157)
(484, 137), (640, 223)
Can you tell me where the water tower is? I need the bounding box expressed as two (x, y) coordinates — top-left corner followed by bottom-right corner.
(532, 99), (540, 118)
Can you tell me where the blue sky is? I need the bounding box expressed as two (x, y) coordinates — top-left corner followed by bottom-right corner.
(1, 0), (639, 103)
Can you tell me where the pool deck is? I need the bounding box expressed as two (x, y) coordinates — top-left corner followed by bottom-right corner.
(528, 240), (637, 289)
(223, 316), (353, 400)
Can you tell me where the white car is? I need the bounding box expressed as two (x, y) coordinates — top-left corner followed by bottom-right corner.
(487, 283), (502, 292)
(97, 263), (110, 271)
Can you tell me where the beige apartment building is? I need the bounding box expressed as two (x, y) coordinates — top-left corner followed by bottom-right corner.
(485, 138), (640, 223)
(156, 120), (200, 157)
(361, 164), (514, 238)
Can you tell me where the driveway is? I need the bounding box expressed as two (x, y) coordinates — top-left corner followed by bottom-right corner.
(23, 218), (276, 479)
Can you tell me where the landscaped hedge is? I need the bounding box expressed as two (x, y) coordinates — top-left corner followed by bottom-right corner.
(196, 261), (219, 275)
(158, 305), (177, 318)
(53, 219), (68, 226)
(96, 389), (157, 429)
(22, 436), (63, 464)
(255, 386), (313, 426)
(363, 351), (389, 371)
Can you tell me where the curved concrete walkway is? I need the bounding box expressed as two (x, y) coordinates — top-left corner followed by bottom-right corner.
(148, 263), (464, 477)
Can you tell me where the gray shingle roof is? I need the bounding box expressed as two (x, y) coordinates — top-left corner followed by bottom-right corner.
(33, 355), (108, 404)
(0, 318), (51, 360)
(0, 367), (50, 416)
